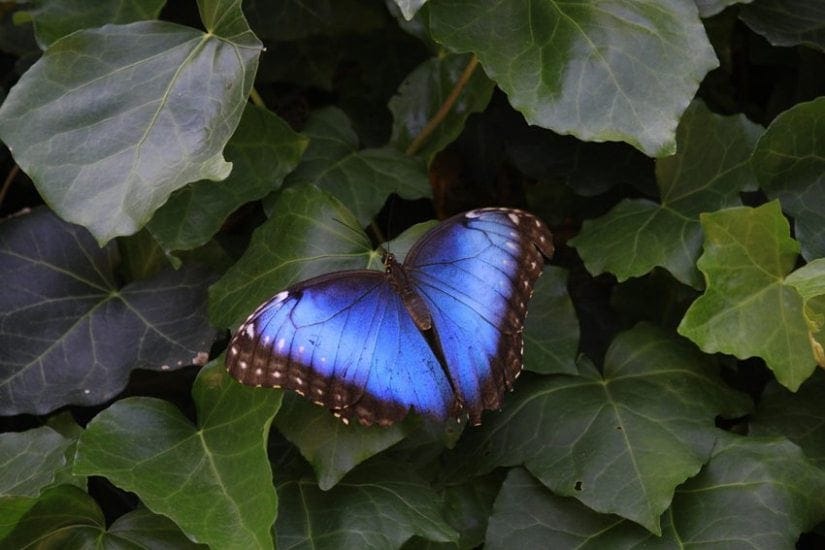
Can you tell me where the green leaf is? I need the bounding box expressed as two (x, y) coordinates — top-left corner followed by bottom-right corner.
(284, 107), (431, 225)
(429, 1), (718, 156)
(487, 437), (825, 549)
(243, 0), (386, 42)
(447, 323), (751, 534)
(678, 201), (817, 390)
(0, 208), (217, 415)
(394, 0), (429, 21)
(208, 185), (374, 329)
(751, 370), (825, 467)
(523, 266), (579, 375)
(786, 258), (825, 366)
(0, 426), (73, 497)
(274, 393), (408, 491)
(570, 100), (762, 287)
(0, 485), (206, 549)
(751, 96), (825, 260)
(740, 0), (825, 51)
(0, 8), (261, 244)
(148, 104), (308, 252)
(276, 461), (458, 548)
(74, 360), (281, 549)
(695, 0), (753, 18)
(26, 0), (165, 48)
(389, 53), (495, 160)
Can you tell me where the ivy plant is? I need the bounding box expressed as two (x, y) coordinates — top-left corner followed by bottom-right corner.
(1, 0), (824, 548)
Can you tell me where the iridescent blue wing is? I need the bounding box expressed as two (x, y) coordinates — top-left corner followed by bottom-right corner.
(404, 208), (553, 424)
(226, 271), (457, 426)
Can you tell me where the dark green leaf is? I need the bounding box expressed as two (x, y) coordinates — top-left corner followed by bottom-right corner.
(0, 208), (217, 415)
(285, 107), (431, 225)
(389, 53), (495, 160)
(275, 393), (408, 490)
(0, 8), (261, 243)
(751, 370), (825, 467)
(448, 323), (751, 533)
(74, 360), (281, 549)
(487, 439), (825, 550)
(26, 0), (165, 48)
(678, 201), (818, 390)
(523, 266), (579, 375)
(276, 461), (458, 548)
(740, 0), (825, 51)
(243, 0), (386, 41)
(0, 485), (206, 549)
(0, 426), (72, 497)
(148, 104), (308, 252)
(429, 1), (718, 156)
(570, 100), (762, 287)
(751, 96), (825, 260)
(695, 0), (753, 18)
(208, 185), (374, 329)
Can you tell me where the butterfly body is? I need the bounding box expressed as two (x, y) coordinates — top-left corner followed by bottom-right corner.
(227, 208), (553, 426)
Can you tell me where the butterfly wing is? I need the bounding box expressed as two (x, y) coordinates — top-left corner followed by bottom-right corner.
(404, 208), (553, 424)
(226, 271), (457, 426)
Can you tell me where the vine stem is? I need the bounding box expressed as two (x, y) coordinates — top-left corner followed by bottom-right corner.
(0, 164), (19, 208)
(405, 54), (480, 157)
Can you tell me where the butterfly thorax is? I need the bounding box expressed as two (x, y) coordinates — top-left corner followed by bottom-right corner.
(384, 253), (433, 331)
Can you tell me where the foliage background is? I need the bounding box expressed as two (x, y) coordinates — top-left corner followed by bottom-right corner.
(1, 0), (825, 548)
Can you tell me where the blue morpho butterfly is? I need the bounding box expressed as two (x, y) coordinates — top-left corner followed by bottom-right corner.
(226, 208), (553, 427)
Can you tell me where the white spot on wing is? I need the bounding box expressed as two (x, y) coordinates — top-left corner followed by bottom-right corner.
(239, 361), (248, 370)
(277, 338), (286, 351)
(508, 212), (520, 224)
(244, 324), (255, 338)
(273, 291), (289, 303)
(466, 210), (481, 219)
(230, 346), (238, 356)
(505, 241), (518, 250)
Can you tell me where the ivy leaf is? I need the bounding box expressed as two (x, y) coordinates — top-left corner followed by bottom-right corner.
(147, 104), (308, 252)
(447, 323), (751, 534)
(487, 437), (825, 549)
(0, 208), (217, 416)
(0, 426), (73, 498)
(25, 0), (165, 48)
(274, 394), (408, 490)
(429, 1), (718, 156)
(276, 461), (458, 548)
(389, 53), (495, 160)
(283, 107), (431, 225)
(208, 185), (375, 329)
(523, 266), (579, 375)
(751, 370), (825, 467)
(570, 100), (762, 287)
(0, 1), (261, 244)
(393, 0), (429, 21)
(786, 258), (825, 366)
(678, 201), (818, 390)
(243, 0), (386, 42)
(0, 485), (206, 549)
(751, 96), (825, 259)
(695, 0), (753, 18)
(74, 360), (281, 549)
(740, 0), (825, 51)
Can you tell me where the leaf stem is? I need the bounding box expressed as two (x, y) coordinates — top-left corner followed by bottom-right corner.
(0, 164), (19, 208)
(249, 87), (265, 108)
(405, 54), (480, 157)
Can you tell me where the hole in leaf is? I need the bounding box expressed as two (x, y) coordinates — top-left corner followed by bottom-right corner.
(574, 481), (583, 491)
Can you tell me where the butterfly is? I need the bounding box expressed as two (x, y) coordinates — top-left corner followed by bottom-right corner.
(226, 208), (553, 427)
